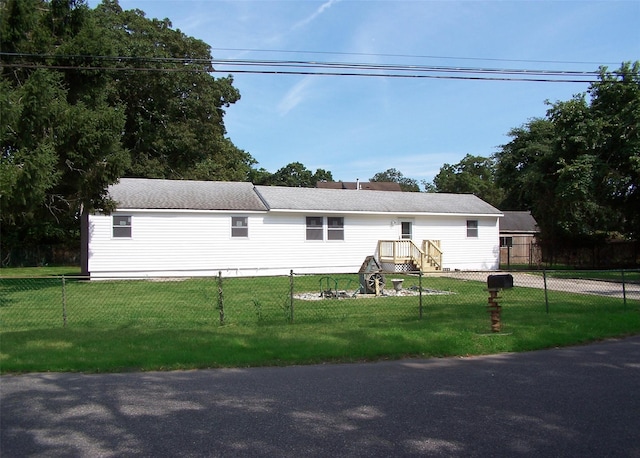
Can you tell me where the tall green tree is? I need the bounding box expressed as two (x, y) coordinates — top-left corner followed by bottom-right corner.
(370, 168), (420, 192)
(587, 62), (640, 238)
(495, 62), (640, 252)
(1, 0), (252, 264)
(1, 0), (128, 261)
(90, 1), (253, 181)
(425, 154), (504, 207)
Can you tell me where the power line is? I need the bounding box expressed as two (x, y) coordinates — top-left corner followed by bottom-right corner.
(1, 52), (632, 83)
(209, 69), (601, 83)
(0, 51), (606, 74)
(0, 63), (602, 82)
(209, 47), (623, 67)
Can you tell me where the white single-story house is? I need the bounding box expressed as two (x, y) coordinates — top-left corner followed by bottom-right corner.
(81, 178), (503, 278)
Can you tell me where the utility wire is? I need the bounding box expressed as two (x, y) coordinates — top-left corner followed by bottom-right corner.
(0, 51), (606, 74)
(209, 47), (623, 67)
(1, 52), (631, 83)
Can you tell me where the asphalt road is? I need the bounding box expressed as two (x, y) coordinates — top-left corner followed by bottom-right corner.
(2, 336), (639, 457)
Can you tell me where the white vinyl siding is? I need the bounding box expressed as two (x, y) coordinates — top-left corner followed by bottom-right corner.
(88, 211), (499, 278)
(419, 216), (499, 270)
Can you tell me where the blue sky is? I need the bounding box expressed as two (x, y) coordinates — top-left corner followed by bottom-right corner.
(88, 0), (639, 185)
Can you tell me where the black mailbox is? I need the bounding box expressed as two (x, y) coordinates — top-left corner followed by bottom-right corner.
(487, 274), (514, 290)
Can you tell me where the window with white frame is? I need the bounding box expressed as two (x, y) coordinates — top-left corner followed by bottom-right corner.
(231, 216), (248, 238)
(327, 217), (344, 240)
(467, 220), (478, 238)
(306, 216), (324, 240)
(113, 215), (132, 238)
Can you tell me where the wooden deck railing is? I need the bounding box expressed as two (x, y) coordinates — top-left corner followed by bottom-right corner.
(422, 240), (443, 270)
(377, 240), (442, 272)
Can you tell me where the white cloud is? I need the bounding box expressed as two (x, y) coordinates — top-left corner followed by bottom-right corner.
(292, 0), (340, 30)
(277, 77), (315, 116)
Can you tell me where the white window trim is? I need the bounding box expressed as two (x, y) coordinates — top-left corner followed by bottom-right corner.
(306, 216), (324, 241)
(327, 216), (345, 241)
(467, 220), (479, 238)
(112, 215), (132, 239)
(231, 216), (249, 238)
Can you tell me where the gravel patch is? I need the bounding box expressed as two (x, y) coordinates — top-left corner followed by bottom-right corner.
(294, 287), (454, 301)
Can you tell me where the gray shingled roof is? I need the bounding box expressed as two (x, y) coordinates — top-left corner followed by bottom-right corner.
(108, 178), (268, 211)
(255, 185), (501, 215)
(500, 211), (539, 233)
(108, 178), (502, 215)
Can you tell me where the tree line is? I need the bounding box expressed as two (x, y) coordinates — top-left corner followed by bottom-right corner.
(425, 62), (639, 261)
(1, 0), (638, 266)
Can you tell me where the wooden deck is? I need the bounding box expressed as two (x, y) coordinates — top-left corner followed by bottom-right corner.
(378, 240), (442, 272)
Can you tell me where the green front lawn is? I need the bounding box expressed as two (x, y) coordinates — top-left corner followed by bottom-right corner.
(1, 270), (638, 373)
(0, 266), (81, 277)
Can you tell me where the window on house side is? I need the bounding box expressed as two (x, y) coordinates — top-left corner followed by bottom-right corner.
(327, 217), (344, 240)
(500, 236), (513, 247)
(467, 220), (478, 238)
(113, 215), (132, 238)
(306, 216), (323, 240)
(231, 217), (248, 238)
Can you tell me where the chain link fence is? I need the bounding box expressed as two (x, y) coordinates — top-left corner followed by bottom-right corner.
(1, 269), (639, 332)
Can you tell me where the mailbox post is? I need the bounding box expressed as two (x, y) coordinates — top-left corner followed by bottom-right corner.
(486, 274), (514, 333)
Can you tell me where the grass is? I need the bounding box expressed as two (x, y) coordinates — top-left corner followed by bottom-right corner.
(0, 265), (81, 277)
(544, 269), (640, 282)
(1, 268), (639, 374)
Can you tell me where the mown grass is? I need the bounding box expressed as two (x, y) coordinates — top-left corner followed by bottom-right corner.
(1, 269), (639, 373)
(545, 269), (640, 282)
(0, 266), (81, 277)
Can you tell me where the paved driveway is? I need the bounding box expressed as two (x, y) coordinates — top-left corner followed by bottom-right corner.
(2, 336), (639, 457)
(443, 271), (640, 300)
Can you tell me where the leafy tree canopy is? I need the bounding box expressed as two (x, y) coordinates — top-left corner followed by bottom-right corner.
(424, 154), (504, 207)
(250, 162), (333, 187)
(0, 0), (254, 264)
(495, 61), (640, 247)
(370, 168), (420, 192)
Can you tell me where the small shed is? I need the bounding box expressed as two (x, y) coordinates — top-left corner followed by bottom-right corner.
(499, 211), (541, 267)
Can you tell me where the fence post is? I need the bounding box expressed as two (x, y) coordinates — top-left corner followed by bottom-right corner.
(217, 271), (225, 325)
(621, 269), (627, 310)
(61, 275), (67, 328)
(543, 269), (549, 314)
(289, 270), (295, 323)
(419, 271), (423, 319)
